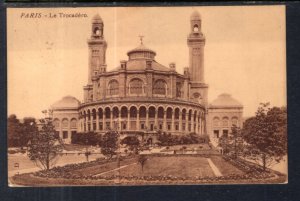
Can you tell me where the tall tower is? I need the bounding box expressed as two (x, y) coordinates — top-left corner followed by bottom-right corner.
(187, 11), (205, 83)
(187, 11), (208, 108)
(87, 14), (107, 84)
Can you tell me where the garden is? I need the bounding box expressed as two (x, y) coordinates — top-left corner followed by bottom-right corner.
(10, 154), (286, 186)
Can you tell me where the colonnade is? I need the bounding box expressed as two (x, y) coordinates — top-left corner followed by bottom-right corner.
(79, 105), (206, 135)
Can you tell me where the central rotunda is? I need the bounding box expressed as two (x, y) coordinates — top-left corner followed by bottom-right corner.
(79, 12), (207, 139)
(51, 11), (243, 145)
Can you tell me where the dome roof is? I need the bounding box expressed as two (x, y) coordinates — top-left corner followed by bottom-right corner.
(191, 11), (201, 20)
(51, 96), (80, 109)
(92, 14), (103, 23)
(209, 93), (242, 108)
(127, 44), (156, 57)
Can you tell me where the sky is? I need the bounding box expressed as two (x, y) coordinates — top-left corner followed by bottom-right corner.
(7, 6), (286, 119)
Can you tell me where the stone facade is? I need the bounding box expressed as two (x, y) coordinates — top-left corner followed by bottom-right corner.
(51, 96), (80, 144)
(207, 94), (243, 147)
(50, 12), (243, 146)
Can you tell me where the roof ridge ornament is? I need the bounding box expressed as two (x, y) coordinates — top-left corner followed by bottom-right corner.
(138, 35), (144, 45)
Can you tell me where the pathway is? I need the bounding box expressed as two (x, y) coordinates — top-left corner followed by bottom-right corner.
(207, 158), (222, 177)
(93, 163), (137, 177)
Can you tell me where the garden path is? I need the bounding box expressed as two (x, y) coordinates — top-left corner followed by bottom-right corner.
(93, 162), (137, 177)
(207, 158), (222, 177)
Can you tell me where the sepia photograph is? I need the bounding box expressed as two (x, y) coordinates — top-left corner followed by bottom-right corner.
(7, 6), (287, 186)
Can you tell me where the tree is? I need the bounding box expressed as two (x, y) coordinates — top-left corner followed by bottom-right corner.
(230, 125), (243, 158)
(21, 117), (38, 148)
(121, 136), (140, 154)
(242, 103), (287, 171)
(138, 154), (148, 173)
(7, 114), (22, 147)
(27, 118), (63, 170)
(101, 131), (118, 158)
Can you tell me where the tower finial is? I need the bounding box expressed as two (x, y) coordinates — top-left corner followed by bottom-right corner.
(138, 35), (144, 45)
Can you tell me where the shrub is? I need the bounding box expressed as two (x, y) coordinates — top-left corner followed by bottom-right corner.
(71, 132), (102, 146)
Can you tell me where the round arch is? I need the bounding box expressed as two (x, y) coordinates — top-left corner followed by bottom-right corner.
(157, 106), (164, 119)
(121, 106), (128, 118)
(153, 79), (167, 95)
(139, 106), (147, 118)
(166, 107), (173, 119)
(130, 106), (138, 118)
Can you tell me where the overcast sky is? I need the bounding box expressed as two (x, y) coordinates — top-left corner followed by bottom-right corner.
(7, 6), (286, 119)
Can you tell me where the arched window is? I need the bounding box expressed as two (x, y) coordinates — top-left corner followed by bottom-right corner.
(130, 107), (137, 118)
(108, 80), (119, 96)
(232, 117), (239, 126)
(166, 108), (172, 119)
(176, 82), (182, 98)
(139, 106), (146, 118)
(94, 27), (102, 36)
(129, 78), (144, 94)
(213, 117), (220, 127)
(62, 119), (69, 129)
(153, 80), (167, 95)
(222, 117), (229, 127)
(53, 119), (60, 129)
(175, 108), (180, 119)
(70, 119), (77, 128)
(158, 107), (164, 119)
(193, 24), (199, 32)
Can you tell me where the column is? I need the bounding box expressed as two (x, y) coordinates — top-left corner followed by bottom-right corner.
(200, 115), (203, 134)
(59, 119), (63, 139)
(163, 110), (167, 131)
(127, 110), (131, 130)
(146, 109), (149, 128)
(171, 111), (175, 132)
(110, 111), (113, 129)
(196, 115), (199, 134)
(186, 116), (189, 133)
(154, 109), (158, 128)
(96, 111), (99, 131)
(118, 112), (121, 131)
(136, 111), (140, 130)
(191, 112), (194, 133)
(84, 117), (88, 132)
(68, 120), (71, 143)
(179, 111), (182, 133)
(102, 113), (106, 131)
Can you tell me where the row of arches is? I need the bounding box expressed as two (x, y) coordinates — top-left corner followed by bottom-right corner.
(53, 118), (78, 129)
(80, 106), (204, 121)
(79, 105), (205, 134)
(52, 118), (78, 141)
(106, 78), (169, 96)
(212, 116), (239, 128)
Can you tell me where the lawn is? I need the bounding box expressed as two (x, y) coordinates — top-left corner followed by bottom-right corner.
(10, 155), (287, 186)
(210, 156), (244, 175)
(103, 156), (215, 178)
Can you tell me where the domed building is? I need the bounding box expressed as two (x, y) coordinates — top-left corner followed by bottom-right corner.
(207, 93), (243, 146)
(50, 12), (243, 145)
(51, 96), (80, 143)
